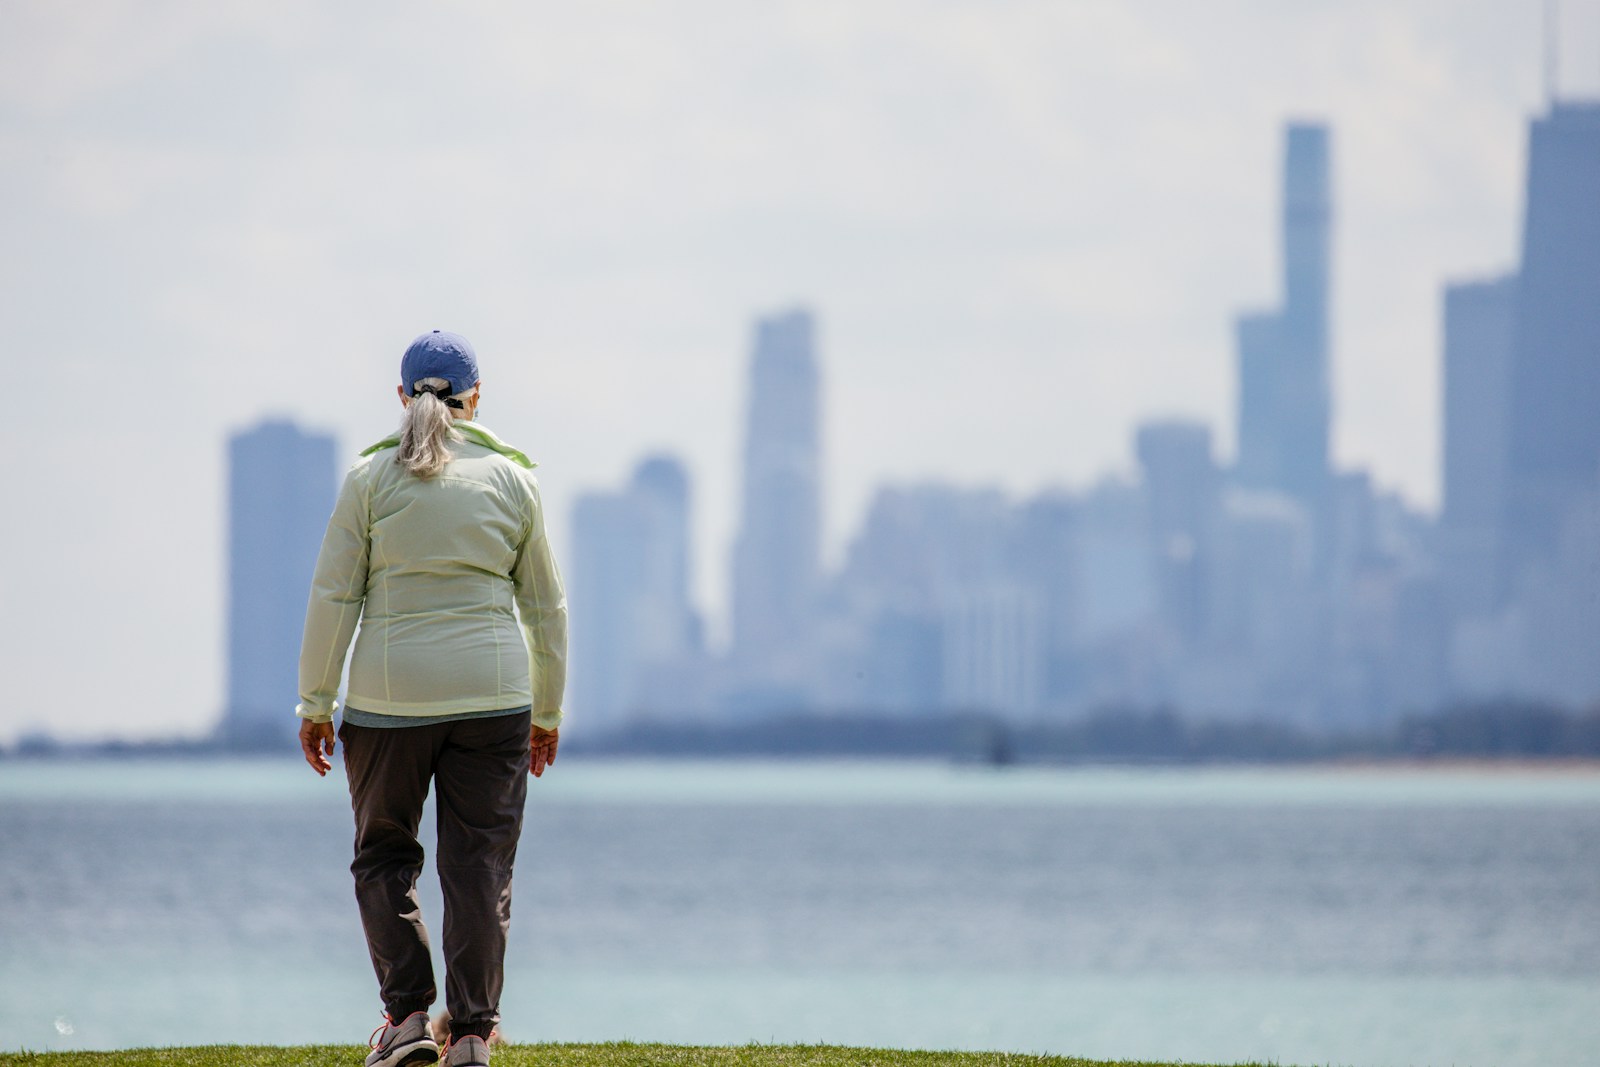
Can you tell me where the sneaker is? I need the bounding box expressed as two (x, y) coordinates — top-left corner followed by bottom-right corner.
(366, 1010), (440, 1067)
(443, 1034), (491, 1067)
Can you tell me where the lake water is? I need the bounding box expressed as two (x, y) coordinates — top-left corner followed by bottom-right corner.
(1, 757), (1597, 1067)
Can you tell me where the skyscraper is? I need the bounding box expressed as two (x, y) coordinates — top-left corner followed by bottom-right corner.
(730, 308), (822, 706)
(1502, 103), (1600, 585)
(1234, 311), (1283, 490)
(569, 455), (700, 729)
(1439, 274), (1518, 613)
(224, 419), (337, 747)
(1137, 419), (1220, 643)
(1235, 123), (1333, 531)
(629, 456), (698, 668)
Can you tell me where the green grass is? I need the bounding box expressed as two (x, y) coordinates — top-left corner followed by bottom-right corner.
(0, 1043), (1283, 1067)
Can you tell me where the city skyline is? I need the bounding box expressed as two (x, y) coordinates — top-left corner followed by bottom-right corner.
(566, 101), (1600, 729)
(25, 93), (1600, 743)
(11, 88), (1600, 744)
(3, 2), (1598, 742)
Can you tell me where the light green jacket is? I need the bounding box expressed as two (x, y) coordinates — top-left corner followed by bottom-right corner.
(296, 421), (567, 730)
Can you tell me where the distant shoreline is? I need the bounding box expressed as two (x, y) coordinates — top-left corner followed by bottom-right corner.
(4, 746), (1600, 775)
(6, 701), (1600, 767)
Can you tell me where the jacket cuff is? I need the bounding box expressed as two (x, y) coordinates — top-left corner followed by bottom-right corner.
(295, 700), (338, 724)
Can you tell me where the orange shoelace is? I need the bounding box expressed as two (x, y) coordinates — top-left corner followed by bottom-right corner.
(369, 1013), (398, 1049)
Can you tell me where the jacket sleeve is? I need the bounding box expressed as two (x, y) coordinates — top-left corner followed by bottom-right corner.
(512, 473), (568, 730)
(296, 463), (372, 723)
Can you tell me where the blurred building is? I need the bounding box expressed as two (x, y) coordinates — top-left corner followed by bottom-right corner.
(1072, 479), (1157, 647)
(569, 455), (703, 732)
(942, 587), (1044, 717)
(1439, 275), (1518, 616)
(1502, 104), (1600, 705)
(1235, 123), (1333, 547)
(1324, 471), (1445, 726)
(1211, 489), (1315, 714)
(1137, 420), (1221, 646)
(1502, 103), (1600, 591)
(728, 308), (823, 712)
(828, 486), (1017, 714)
(1010, 492), (1080, 709)
(1433, 102), (1600, 707)
(223, 419), (337, 749)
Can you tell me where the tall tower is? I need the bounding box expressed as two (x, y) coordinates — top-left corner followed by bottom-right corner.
(225, 420), (337, 748)
(1235, 123), (1333, 530)
(730, 308), (822, 702)
(630, 456), (697, 666)
(1502, 103), (1600, 585)
(1278, 124), (1333, 506)
(570, 454), (700, 729)
(1439, 275), (1518, 613)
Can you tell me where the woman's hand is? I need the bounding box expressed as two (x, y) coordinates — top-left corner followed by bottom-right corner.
(299, 719), (336, 776)
(530, 725), (559, 777)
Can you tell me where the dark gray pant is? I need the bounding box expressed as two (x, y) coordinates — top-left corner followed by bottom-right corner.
(340, 712), (531, 1039)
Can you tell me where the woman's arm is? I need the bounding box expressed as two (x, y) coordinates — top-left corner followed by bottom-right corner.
(296, 463), (372, 729)
(512, 474), (568, 733)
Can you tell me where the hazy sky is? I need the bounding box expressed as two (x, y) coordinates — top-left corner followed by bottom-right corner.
(2, 0), (1596, 743)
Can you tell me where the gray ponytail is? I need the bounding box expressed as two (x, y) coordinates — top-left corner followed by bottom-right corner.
(397, 390), (461, 479)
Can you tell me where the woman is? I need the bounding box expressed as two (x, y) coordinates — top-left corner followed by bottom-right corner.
(296, 329), (567, 1067)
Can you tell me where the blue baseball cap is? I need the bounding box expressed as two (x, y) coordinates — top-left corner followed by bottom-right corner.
(400, 330), (480, 396)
